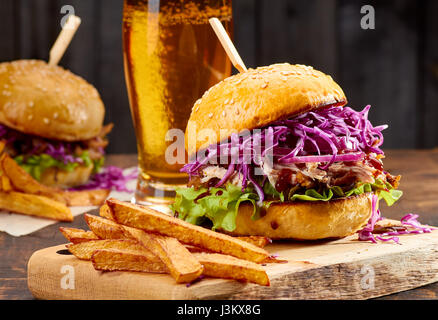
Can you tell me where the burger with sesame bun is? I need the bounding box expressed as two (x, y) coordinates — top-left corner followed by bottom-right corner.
(0, 60), (112, 188)
(171, 63), (403, 240)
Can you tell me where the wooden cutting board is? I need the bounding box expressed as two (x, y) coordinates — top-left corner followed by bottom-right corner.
(27, 222), (438, 300)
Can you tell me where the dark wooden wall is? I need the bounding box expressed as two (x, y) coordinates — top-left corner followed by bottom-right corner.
(1, 0), (437, 153)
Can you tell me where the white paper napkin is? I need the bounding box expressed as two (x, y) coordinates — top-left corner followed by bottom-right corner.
(0, 167), (139, 237)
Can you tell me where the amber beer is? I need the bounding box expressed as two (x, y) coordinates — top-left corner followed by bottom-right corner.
(123, 0), (232, 203)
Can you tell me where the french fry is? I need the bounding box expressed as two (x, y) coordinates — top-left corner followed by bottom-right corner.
(59, 208), (272, 286)
(59, 227), (99, 244)
(185, 243), (286, 264)
(193, 252), (270, 286)
(67, 239), (152, 260)
(192, 236), (270, 249)
(84, 213), (130, 240)
(91, 249), (167, 274)
(122, 225), (204, 284)
(99, 203), (114, 220)
(236, 236), (271, 248)
(91, 249), (269, 285)
(1, 175), (12, 192)
(79, 214), (274, 262)
(1, 154), (66, 203)
(0, 191), (72, 221)
(106, 198), (269, 263)
(185, 245), (211, 254)
(62, 189), (110, 207)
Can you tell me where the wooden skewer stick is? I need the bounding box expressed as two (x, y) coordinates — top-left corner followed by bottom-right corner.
(49, 15), (81, 66)
(209, 17), (247, 73)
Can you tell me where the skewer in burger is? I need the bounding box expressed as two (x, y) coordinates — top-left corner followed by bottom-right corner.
(0, 60), (112, 188)
(171, 63), (402, 240)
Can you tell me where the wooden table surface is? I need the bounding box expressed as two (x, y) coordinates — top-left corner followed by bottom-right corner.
(1, 151), (438, 300)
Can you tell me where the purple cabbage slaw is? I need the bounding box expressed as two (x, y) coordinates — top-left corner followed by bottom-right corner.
(70, 166), (138, 192)
(181, 105), (387, 204)
(0, 124), (88, 165)
(358, 195), (435, 244)
(45, 143), (84, 164)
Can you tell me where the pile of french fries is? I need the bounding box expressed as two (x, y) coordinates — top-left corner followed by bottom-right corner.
(60, 198), (285, 286)
(0, 141), (110, 221)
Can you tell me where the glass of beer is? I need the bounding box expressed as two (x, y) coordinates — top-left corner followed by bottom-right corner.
(123, 0), (233, 204)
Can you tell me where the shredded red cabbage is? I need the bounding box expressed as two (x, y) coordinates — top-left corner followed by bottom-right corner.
(70, 166), (138, 192)
(279, 152), (364, 164)
(0, 124), (89, 165)
(358, 195), (435, 244)
(182, 105), (387, 203)
(45, 143), (83, 164)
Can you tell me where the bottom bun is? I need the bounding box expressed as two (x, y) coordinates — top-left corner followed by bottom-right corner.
(39, 165), (94, 189)
(227, 193), (374, 240)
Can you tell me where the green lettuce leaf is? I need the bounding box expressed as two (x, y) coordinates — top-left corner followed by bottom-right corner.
(92, 157), (105, 173)
(263, 182), (284, 202)
(379, 189), (403, 207)
(290, 188), (334, 202)
(170, 178), (403, 232)
(170, 184), (258, 232)
(14, 151), (97, 181)
(287, 178), (402, 207)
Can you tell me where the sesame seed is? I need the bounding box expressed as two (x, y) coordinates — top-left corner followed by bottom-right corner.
(224, 99), (229, 105)
(53, 112), (59, 119)
(261, 83), (268, 89)
(208, 113), (213, 118)
(236, 109), (240, 115)
(43, 118), (50, 124)
(222, 111), (226, 117)
(28, 101), (34, 107)
(229, 98), (234, 104)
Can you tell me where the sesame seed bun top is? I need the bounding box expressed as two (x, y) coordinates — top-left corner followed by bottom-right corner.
(185, 63), (347, 154)
(0, 60), (105, 141)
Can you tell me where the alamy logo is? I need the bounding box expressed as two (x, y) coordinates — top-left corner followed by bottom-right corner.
(60, 5), (75, 29)
(60, 265), (75, 290)
(360, 265), (375, 290)
(361, 5), (376, 30)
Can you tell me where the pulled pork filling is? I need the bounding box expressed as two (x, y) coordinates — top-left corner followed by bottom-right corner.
(189, 153), (400, 201)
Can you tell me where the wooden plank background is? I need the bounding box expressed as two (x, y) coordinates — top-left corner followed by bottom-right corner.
(0, 0), (437, 153)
